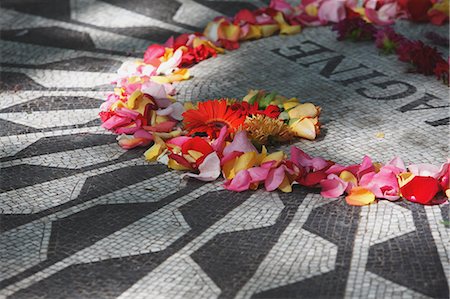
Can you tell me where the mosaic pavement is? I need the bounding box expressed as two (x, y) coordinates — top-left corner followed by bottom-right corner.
(0, 1), (449, 298)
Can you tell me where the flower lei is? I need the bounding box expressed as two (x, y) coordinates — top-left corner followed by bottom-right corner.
(99, 0), (449, 206)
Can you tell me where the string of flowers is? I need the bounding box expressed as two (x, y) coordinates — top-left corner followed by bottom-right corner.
(332, 12), (449, 85)
(99, 0), (449, 206)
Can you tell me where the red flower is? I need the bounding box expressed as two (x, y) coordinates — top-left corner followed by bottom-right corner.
(400, 176), (440, 204)
(182, 99), (246, 139)
(262, 105), (281, 118)
(406, 0), (432, 22)
(181, 45), (218, 67)
(220, 39), (240, 50)
(396, 40), (445, 75)
(143, 44), (165, 64)
(332, 16), (376, 41)
(181, 136), (214, 167)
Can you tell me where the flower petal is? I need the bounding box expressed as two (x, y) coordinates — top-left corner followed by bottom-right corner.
(400, 176), (440, 204)
(345, 187), (376, 206)
(181, 152), (221, 182)
(223, 131), (257, 156)
(320, 174), (348, 198)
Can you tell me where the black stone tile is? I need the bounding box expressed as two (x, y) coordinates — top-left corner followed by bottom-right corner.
(0, 164), (77, 192)
(253, 199), (361, 299)
(0, 96), (103, 113)
(109, 27), (180, 43)
(1, 27), (96, 51)
(102, 0), (181, 24)
(1, 0), (71, 20)
(0, 119), (37, 137)
(47, 202), (159, 260)
(190, 187), (311, 299)
(0, 72), (46, 91)
(196, 0), (258, 17)
(178, 189), (251, 231)
(367, 204), (449, 298)
(1, 57), (123, 73)
(2, 133), (117, 160)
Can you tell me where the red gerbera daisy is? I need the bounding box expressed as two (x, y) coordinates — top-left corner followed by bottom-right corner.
(182, 99), (246, 139)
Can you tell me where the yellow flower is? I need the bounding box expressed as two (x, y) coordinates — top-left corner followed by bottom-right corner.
(245, 114), (294, 145)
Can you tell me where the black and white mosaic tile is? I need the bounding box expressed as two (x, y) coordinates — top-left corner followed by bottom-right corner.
(0, 1), (449, 298)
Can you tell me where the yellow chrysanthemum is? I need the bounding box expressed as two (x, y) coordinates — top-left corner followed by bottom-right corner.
(245, 114), (294, 145)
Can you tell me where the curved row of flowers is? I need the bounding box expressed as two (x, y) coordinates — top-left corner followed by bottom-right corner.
(99, 0), (449, 206)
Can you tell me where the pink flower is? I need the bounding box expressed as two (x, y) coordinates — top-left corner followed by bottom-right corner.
(364, 0), (400, 25)
(318, 0), (357, 23)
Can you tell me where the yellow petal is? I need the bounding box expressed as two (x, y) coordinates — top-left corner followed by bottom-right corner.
(187, 150), (204, 161)
(397, 172), (415, 188)
(242, 89), (259, 103)
(256, 145), (268, 165)
(110, 100), (126, 111)
(305, 3), (318, 16)
(151, 68), (190, 84)
(132, 95), (155, 116)
(290, 118), (317, 140)
(168, 158), (191, 171)
(259, 24), (280, 37)
(261, 151), (285, 165)
(287, 103), (319, 119)
(373, 162), (383, 173)
(273, 12), (301, 35)
(446, 189), (450, 199)
(144, 143), (163, 161)
(278, 175), (293, 193)
(126, 90), (143, 109)
(234, 152), (257, 174)
(283, 101), (299, 111)
(346, 187), (376, 206)
(223, 157), (238, 179)
(155, 115), (169, 124)
(339, 170), (357, 186)
(161, 48), (174, 62)
(241, 25), (262, 40)
(184, 102), (196, 111)
(219, 23), (241, 42)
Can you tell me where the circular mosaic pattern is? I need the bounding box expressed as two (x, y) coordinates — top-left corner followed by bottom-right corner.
(0, 1), (449, 298)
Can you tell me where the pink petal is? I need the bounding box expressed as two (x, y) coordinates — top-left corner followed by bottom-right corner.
(134, 129), (153, 140)
(248, 167), (270, 182)
(265, 166), (286, 191)
(167, 136), (191, 148)
(143, 44), (166, 63)
(117, 135), (151, 150)
(156, 102), (184, 120)
(141, 81), (168, 101)
(270, 0), (292, 13)
(115, 120), (142, 134)
(145, 120), (177, 132)
(408, 163), (441, 179)
(181, 152), (221, 182)
(318, 0), (347, 23)
(114, 107), (140, 119)
(221, 151), (243, 166)
(211, 126), (228, 154)
(360, 169), (400, 200)
(224, 170), (252, 191)
(223, 131), (257, 156)
(164, 36), (174, 48)
(357, 156), (374, 179)
(101, 115), (132, 130)
(290, 146), (328, 170)
(320, 174), (348, 198)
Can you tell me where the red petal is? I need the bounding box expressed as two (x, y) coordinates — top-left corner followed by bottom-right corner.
(400, 176), (440, 204)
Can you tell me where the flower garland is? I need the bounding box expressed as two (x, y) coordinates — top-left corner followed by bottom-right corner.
(99, 0), (449, 206)
(333, 14), (450, 85)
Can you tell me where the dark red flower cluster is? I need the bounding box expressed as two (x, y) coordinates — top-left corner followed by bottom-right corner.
(374, 27), (405, 54)
(396, 40), (446, 76)
(332, 16), (377, 41)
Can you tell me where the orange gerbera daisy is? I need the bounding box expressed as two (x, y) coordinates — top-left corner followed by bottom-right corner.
(182, 99), (246, 139)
